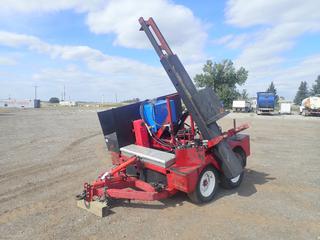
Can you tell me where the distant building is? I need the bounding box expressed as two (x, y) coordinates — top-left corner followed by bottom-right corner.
(0, 99), (34, 108)
(278, 98), (292, 104)
(59, 100), (77, 106)
(249, 97), (257, 110)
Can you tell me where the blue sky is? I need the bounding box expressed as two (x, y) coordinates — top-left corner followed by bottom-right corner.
(0, 0), (319, 102)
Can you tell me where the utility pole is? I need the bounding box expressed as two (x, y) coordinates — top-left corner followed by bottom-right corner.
(63, 85), (66, 101)
(33, 85), (38, 100)
(115, 93), (118, 103)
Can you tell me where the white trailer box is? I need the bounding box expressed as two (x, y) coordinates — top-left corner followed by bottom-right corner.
(232, 100), (251, 112)
(60, 101), (77, 106)
(251, 99), (257, 110)
(0, 99), (34, 108)
(280, 103), (291, 114)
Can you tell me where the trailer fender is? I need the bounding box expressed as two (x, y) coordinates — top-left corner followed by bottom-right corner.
(232, 146), (247, 167)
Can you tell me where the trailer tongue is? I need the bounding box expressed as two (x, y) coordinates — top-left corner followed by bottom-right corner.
(77, 17), (250, 216)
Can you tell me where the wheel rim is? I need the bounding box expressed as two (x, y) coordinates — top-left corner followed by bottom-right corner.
(199, 170), (216, 197)
(230, 175), (240, 183)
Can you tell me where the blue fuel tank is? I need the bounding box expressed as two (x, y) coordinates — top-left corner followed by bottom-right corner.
(141, 99), (177, 133)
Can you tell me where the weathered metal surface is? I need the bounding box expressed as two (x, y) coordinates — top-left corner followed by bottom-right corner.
(120, 144), (176, 168)
(97, 102), (142, 152)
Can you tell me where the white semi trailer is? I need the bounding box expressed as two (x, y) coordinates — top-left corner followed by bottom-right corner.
(279, 103), (291, 114)
(232, 100), (251, 112)
(300, 96), (320, 116)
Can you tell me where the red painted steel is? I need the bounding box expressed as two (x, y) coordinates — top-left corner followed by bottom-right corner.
(82, 121), (249, 203)
(80, 72), (250, 203)
(110, 156), (137, 176)
(165, 95), (176, 144)
(133, 119), (150, 147)
(82, 119), (250, 203)
(145, 18), (173, 56)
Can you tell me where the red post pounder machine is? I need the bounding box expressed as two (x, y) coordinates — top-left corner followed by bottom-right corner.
(76, 17), (250, 215)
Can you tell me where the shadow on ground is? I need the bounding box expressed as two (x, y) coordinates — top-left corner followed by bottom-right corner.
(216, 169), (276, 200)
(0, 113), (15, 116)
(107, 168), (275, 212)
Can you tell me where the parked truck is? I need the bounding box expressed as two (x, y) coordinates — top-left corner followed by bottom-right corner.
(256, 92), (275, 115)
(279, 102), (291, 114)
(300, 96), (320, 116)
(232, 100), (251, 112)
(250, 98), (257, 111)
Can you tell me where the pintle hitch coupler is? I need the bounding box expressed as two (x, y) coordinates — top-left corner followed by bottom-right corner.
(75, 190), (86, 200)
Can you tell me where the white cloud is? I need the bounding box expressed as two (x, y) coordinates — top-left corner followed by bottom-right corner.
(224, 0), (320, 99)
(31, 65), (172, 102)
(0, 31), (161, 76)
(0, 30), (178, 100)
(225, 33), (251, 49)
(213, 33), (254, 49)
(0, 0), (207, 63)
(86, 0), (207, 62)
(274, 54), (320, 87)
(244, 54), (320, 99)
(0, 0), (104, 13)
(226, 0), (320, 27)
(226, 0), (320, 71)
(0, 56), (16, 65)
(226, 1), (320, 69)
(0, 1), (207, 100)
(212, 34), (234, 45)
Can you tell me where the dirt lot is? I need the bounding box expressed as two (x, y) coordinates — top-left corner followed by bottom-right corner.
(0, 108), (319, 240)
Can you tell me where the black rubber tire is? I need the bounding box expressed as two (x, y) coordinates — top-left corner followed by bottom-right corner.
(220, 148), (246, 189)
(302, 110), (308, 116)
(188, 166), (219, 204)
(234, 147), (247, 167)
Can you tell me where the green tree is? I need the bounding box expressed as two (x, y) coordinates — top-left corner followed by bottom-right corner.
(310, 75), (320, 95)
(240, 89), (249, 101)
(294, 81), (309, 105)
(49, 97), (60, 103)
(194, 59), (248, 108)
(266, 81), (279, 104)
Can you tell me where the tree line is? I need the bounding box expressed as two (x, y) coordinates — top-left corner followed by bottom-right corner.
(294, 75), (320, 105)
(194, 59), (248, 108)
(194, 59), (320, 108)
(193, 59), (278, 108)
(47, 60), (319, 108)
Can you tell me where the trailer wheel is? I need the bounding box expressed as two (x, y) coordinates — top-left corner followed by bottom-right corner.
(188, 166), (218, 204)
(220, 148), (246, 189)
(302, 110), (308, 116)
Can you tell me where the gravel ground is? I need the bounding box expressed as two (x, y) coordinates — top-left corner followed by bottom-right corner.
(0, 108), (319, 240)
